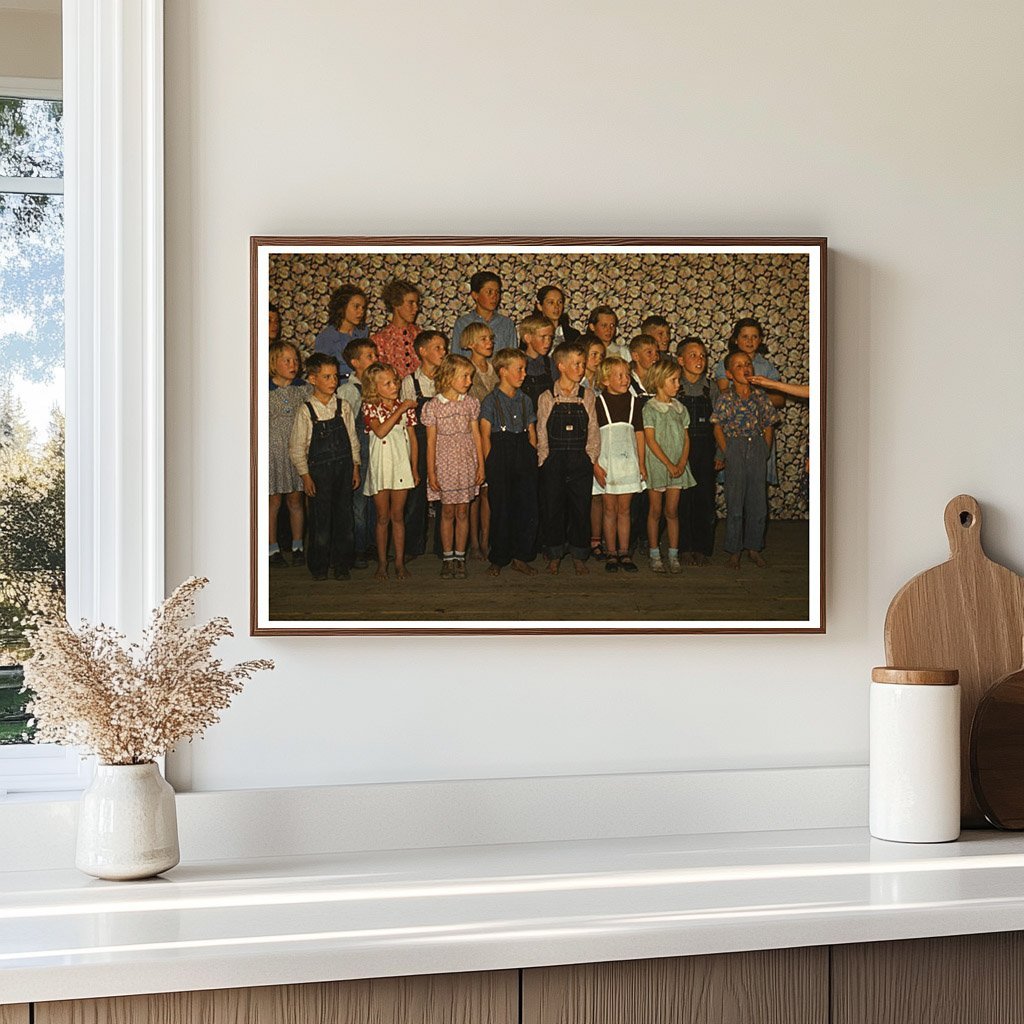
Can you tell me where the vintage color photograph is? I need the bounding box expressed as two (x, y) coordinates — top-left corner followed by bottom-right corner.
(251, 237), (825, 635)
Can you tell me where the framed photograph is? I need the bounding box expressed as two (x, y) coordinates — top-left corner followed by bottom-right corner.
(251, 236), (825, 635)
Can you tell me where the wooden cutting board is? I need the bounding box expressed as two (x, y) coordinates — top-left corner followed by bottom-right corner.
(884, 494), (1024, 827)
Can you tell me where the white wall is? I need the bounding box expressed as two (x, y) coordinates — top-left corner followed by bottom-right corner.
(163, 0), (1024, 792)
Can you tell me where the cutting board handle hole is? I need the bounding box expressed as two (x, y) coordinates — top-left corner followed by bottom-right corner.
(944, 495), (983, 555)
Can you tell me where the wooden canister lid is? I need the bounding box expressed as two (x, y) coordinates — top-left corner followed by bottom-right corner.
(871, 667), (959, 686)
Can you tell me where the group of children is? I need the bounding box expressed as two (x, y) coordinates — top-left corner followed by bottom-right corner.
(268, 271), (797, 582)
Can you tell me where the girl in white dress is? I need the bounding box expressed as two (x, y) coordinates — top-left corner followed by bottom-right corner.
(592, 356), (647, 573)
(361, 362), (419, 580)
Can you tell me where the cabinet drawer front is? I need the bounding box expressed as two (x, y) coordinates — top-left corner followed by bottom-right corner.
(524, 949), (827, 1024)
(35, 971), (518, 1024)
(833, 933), (1024, 1024)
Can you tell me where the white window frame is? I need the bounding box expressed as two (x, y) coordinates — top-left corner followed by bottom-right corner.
(0, 77), (61, 101)
(0, 1), (164, 799)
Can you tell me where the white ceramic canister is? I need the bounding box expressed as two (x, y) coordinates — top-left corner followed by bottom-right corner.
(870, 667), (960, 843)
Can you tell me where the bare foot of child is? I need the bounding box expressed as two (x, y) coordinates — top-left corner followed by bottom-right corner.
(748, 550), (767, 568)
(726, 553), (741, 570)
(547, 559), (560, 575)
(695, 554), (710, 567)
(573, 558), (589, 576)
(488, 563), (501, 577)
(511, 559), (537, 576)
(683, 551), (697, 567)
(374, 565), (389, 581)
(470, 547), (486, 561)
(395, 564), (410, 580)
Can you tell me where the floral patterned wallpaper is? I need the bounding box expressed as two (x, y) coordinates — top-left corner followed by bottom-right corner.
(268, 249), (812, 518)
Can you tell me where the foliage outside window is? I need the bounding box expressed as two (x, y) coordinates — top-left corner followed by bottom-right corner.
(0, 95), (65, 744)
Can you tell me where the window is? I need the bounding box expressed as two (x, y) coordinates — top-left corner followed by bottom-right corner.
(0, 88), (65, 706)
(1, 6), (166, 798)
(0, 78), (83, 797)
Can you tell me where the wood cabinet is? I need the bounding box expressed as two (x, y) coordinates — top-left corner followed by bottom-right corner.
(35, 972), (517, 1024)
(522, 948), (827, 1024)
(832, 932), (1024, 1024)
(18, 933), (1024, 1024)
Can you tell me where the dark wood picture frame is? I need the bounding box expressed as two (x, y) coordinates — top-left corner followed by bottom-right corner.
(251, 236), (826, 635)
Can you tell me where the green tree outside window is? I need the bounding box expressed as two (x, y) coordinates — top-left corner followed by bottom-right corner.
(0, 95), (65, 743)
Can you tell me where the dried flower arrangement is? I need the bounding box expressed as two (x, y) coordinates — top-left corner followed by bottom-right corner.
(22, 577), (273, 765)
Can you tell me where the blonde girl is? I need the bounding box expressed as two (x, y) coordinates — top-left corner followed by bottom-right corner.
(421, 354), (485, 579)
(592, 356), (646, 573)
(362, 362), (419, 580)
(461, 321), (497, 561)
(268, 340), (311, 567)
(643, 360), (696, 573)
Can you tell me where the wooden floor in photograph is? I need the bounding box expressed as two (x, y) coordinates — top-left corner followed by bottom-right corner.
(267, 520), (811, 625)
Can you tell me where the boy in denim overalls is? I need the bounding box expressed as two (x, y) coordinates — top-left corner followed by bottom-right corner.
(288, 353), (361, 580)
(535, 342), (601, 576)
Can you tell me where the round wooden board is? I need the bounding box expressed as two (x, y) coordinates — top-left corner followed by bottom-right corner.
(971, 665), (1024, 829)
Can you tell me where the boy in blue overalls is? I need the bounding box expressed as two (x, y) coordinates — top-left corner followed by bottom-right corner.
(535, 342), (601, 576)
(288, 353), (361, 581)
(711, 351), (778, 570)
(480, 347), (539, 576)
(676, 337), (718, 564)
(400, 330), (449, 559)
(337, 338), (378, 568)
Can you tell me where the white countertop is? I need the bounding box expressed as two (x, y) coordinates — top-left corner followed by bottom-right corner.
(5, 826), (1024, 1004)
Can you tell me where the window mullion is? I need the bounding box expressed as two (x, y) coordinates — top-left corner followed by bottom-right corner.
(0, 176), (64, 195)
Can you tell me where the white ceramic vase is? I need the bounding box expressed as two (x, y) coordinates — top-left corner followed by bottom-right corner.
(76, 762), (180, 880)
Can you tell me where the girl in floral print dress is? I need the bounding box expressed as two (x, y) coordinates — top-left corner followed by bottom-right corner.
(361, 362), (419, 581)
(422, 354), (485, 579)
